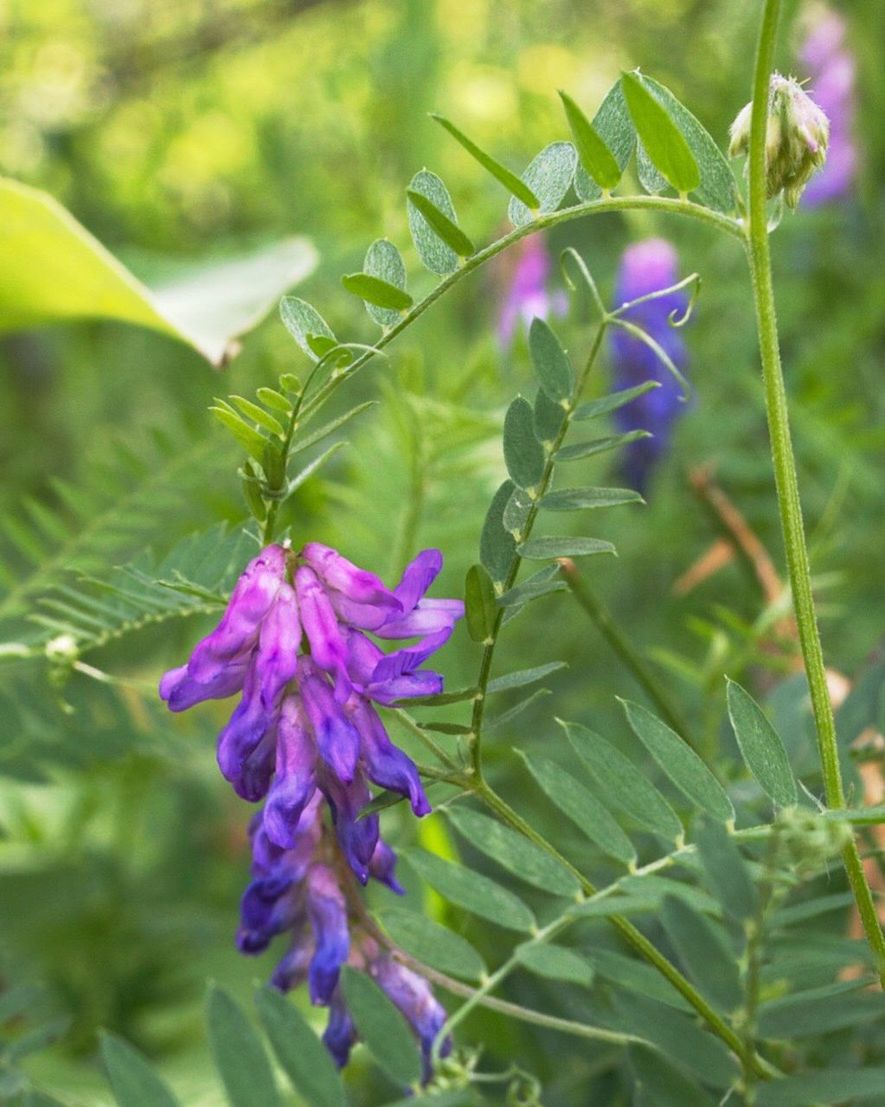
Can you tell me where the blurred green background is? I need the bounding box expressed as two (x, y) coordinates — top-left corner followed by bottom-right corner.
(0, 0), (882, 1103)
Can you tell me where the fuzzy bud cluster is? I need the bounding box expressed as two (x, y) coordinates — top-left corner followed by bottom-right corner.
(729, 73), (830, 209)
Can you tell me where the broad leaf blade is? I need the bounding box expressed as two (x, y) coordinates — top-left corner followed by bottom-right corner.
(407, 170), (462, 275)
(660, 896), (742, 1012)
(573, 82), (637, 201)
(503, 396), (546, 490)
(406, 187), (474, 261)
(518, 536), (615, 560)
(464, 563), (497, 643)
(515, 943), (594, 986)
(340, 967), (422, 1087)
(695, 819), (757, 921)
(445, 806), (580, 897)
(363, 239), (408, 326)
(480, 480), (518, 587)
(508, 141), (578, 226)
(620, 699), (734, 822)
(756, 1070), (885, 1106)
(280, 296), (337, 362)
(635, 75), (739, 212)
(621, 72), (700, 194)
(540, 487), (642, 511)
(563, 721), (683, 842)
(255, 988), (344, 1107)
(341, 272), (413, 312)
(379, 907), (486, 982)
(559, 91), (621, 190)
(405, 848), (535, 931)
(431, 114), (539, 208)
(519, 751), (636, 865)
(0, 179), (316, 365)
(726, 678), (798, 806)
(100, 1033), (181, 1107)
(529, 317), (574, 403)
(206, 985), (280, 1107)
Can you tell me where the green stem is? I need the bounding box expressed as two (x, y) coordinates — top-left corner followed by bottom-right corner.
(474, 782), (776, 1079)
(299, 195), (742, 424)
(557, 559), (694, 744)
(745, 0), (885, 984)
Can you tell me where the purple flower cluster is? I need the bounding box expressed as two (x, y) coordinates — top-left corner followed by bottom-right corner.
(497, 234), (567, 349)
(239, 795), (450, 1074)
(801, 10), (856, 206)
(609, 238), (689, 496)
(160, 542), (462, 1070)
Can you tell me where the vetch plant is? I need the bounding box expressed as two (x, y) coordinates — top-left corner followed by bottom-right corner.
(2, 1), (883, 1105)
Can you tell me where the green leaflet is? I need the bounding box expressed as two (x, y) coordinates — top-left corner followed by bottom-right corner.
(480, 480), (518, 587)
(340, 967), (422, 1086)
(620, 699), (734, 823)
(557, 430), (651, 462)
(632, 74), (739, 212)
(503, 484), (533, 538)
(254, 988), (344, 1107)
(628, 1045), (715, 1107)
(363, 239), (409, 326)
(206, 985), (280, 1107)
(613, 994), (739, 1090)
(518, 536), (616, 560)
(621, 71), (700, 194)
(406, 170), (461, 274)
(758, 985), (885, 1039)
(508, 141), (578, 226)
(503, 395), (546, 490)
(529, 317), (574, 403)
(279, 296), (337, 361)
(573, 381), (659, 421)
(445, 806), (580, 897)
(726, 678), (798, 806)
(464, 562), (497, 643)
(519, 751), (636, 865)
(572, 82), (637, 201)
(487, 661), (567, 694)
(99, 1034), (181, 1107)
(515, 943), (595, 986)
(558, 91), (621, 190)
(431, 114), (539, 208)
(756, 1069), (885, 1106)
(694, 819), (757, 921)
(406, 186), (474, 262)
(534, 387), (567, 445)
(564, 722), (683, 841)
(540, 487), (643, 511)
(341, 271), (413, 312)
(660, 896), (742, 1013)
(405, 848), (535, 931)
(497, 565), (567, 610)
(378, 907), (486, 982)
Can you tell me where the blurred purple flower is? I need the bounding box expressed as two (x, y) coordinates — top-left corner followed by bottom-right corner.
(497, 234), (567, 348)
(609, 238), (689, 496)
(801, 10), (856, 206)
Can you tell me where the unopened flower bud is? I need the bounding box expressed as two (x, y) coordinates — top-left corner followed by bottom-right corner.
(773, 807), (852, 877)
(729, 74), (830, 209)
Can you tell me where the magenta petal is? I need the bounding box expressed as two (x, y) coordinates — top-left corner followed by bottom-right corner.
(392, 549), (442, 613)
(374, 598), (464, 640)
(255, 583), (301, 711)
(366, 671), (443, 705)
(263, 697), (317, 848)
(350, 699), (430, 817)
(300, 669), (360, 782)
(294, 566), (351, 698)
(301, 543), (400, 607)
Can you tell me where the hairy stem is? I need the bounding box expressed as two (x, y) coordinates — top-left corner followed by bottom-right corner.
(745, 0), (885, 983)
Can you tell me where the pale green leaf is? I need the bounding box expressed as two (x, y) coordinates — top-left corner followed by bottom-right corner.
(726, 678), (798, 806)
(508, 141), (578, 226)
(206, 985), (280, 1107)
(254, 988), (344, 1107)
(515, 943), (594, 986)
(363, 238), (408, 327)
(621, 72), (700, 194)
(529, 317), (574, 403)
(379, 907), (486, 982)
(340, 967), (422, 1087)
(503, 395), (546, 490)
(405, 849), (535, 931)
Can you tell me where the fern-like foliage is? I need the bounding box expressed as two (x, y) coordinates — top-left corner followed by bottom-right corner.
(0, 421), (232, 637)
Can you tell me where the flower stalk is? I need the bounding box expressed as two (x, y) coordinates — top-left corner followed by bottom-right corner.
(745, 0), (885, 984)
